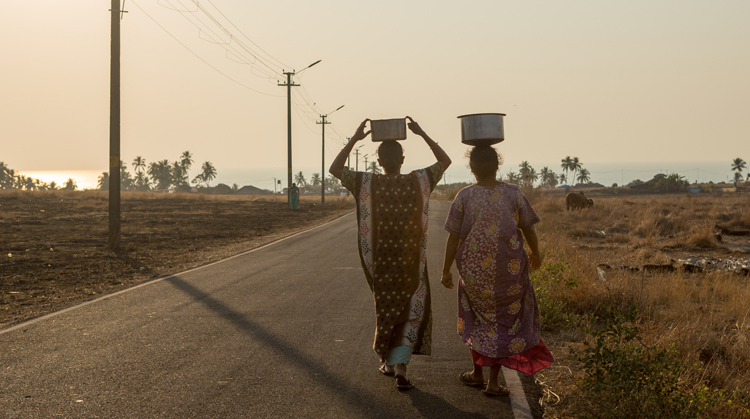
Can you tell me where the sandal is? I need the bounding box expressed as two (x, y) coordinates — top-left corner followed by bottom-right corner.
(379, 364), (395, 376)
(459, 372), (486, 387)
(482, 385), (510, 396)
(395, 373), (414, 390)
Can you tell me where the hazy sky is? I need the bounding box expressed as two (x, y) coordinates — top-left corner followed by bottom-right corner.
(2, 1), (748, 183)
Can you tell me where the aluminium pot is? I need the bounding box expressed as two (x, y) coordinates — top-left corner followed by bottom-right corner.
(370, 118), (407, 142)
(457, 113), (505, 145)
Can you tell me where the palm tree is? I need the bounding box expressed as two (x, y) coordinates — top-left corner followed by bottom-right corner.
(560, 156), (573, 183)
(327, 174), (341, 193)
(63, 178), (77, 190)
(518, 161), (537, 187)
(731, 158), (746, 176)
(148, 159), (172, 191)
(540, 167), (558, 188)
(310, 173), (322, 187)
(557, 173), (567, 185)
(171, 161), (188, 189)
(200, 161), (217, 187)
(570, 157), (582, 185)
(97, 172), (110, 190)
(505, 171), (521, 185)
(134, 171), (150, 190)
(576, 168), (591, 184)
(180, 151), (193, 172)
(368, 161), (382, 174)
(132, 156), (146, 174)
(294, 171), (307, 187)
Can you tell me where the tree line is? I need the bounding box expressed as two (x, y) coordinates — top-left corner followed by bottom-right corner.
(497, 156), (591, 188)
(97, 151), (217, 192)
(0, 162), (77, 190)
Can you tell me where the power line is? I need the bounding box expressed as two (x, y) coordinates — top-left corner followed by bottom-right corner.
(130, 0), (284, 97)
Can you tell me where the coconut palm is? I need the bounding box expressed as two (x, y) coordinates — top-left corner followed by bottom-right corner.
(180, 151), (193, 172)
(171, 161), (189, 189)
(368, 161), (382, 174)
(310, 173), (322, 187)
(134, 171), (150, 190)
(327, 174), (341, 191)
(148, 159), (172, 191)
(557, 173), (567, 185)
(97, 172), (109, 190)
(294, 171), (307, 187)
(199, 161), (217, 187)
(731, 158), (746, 176)
(540, 167), (558, 188)
(576, 168), (591, 184)
(560, 156), (573, 183)
(63, 178), (77, 190)
(505, 171), (521, 185)
(571, 157), (582, 185)
(132, 156), (146, 174)
(519, 161), (537, 187)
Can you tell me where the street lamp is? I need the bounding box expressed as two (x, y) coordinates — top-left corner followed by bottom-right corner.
(279, 59), (321, 206)
(317, 104), (344, 204)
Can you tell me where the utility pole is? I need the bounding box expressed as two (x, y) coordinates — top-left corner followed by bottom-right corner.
(316, 105), (344, 205)
(108, 0), (126, 251)
(364, 154), (369, 172)
(355, 148), (360, 171)
(278, 60), (320, 207)
(317, 114), (330, 204)
(346, 137), (351, 169)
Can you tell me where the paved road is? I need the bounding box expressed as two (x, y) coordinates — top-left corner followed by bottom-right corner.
(1, 201), (542, 418)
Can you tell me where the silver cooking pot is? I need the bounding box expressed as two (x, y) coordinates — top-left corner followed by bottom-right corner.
(370, 118), (407, 142)
(457, 113), (505, 145)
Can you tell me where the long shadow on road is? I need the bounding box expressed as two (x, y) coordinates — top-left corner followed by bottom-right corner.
(166, 274), (403, 418)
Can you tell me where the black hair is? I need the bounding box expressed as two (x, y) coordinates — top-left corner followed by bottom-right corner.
(377, 141), (404, 174)
(467, 145), (503, 179)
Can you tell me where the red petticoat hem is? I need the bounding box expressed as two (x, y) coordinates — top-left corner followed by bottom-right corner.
(471, 339), (554, 375)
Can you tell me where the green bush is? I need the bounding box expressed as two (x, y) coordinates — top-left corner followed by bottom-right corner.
(574, 304), (748, 419)
(531, 260), (579, 331)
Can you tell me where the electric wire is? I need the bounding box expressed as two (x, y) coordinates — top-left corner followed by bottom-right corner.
(158, 0), (280, 79)
(130, 0), (284, 97)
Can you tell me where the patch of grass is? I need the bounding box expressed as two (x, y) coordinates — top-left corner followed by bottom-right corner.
(531, 260), (580, 332)
(575, 304), (749, 419)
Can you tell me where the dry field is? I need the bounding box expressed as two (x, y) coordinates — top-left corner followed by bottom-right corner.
(0, 190), (354, 329)
(529, 191), (750, 418)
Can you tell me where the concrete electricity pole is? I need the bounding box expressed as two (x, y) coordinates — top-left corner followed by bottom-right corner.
(278, 60), (320, 206)
(316, 105), (344, 205)
(108, 0), (127, 251)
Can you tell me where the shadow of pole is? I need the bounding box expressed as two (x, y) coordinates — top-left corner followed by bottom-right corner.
(165, 275), (394, 418)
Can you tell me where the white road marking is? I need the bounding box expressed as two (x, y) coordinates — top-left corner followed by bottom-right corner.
(0, 212), (355, 336)
(503, 367), (534, 419)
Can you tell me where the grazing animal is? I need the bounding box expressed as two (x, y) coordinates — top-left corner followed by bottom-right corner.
(566, 192), (594, 210)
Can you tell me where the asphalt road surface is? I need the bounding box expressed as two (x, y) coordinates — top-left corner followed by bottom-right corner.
(1, 201), (543, 418)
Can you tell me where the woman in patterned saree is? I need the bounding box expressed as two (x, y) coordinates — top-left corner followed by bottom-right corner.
(329, 117), (451, 390)
(441, 145), (553, 396)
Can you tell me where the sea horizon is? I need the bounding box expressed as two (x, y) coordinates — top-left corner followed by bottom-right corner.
(16, 160), (743, 191)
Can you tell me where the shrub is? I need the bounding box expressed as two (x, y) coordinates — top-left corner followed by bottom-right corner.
(532, 260), (579, 331)
(574, 304), (747, 419)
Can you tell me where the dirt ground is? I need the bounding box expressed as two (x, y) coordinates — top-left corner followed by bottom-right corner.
(533, 191), (750, 272)
(0, 190), (354, 329)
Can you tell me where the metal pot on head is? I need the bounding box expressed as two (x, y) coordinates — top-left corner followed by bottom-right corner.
(370, 118), (407, 142)
(457, 113), (505, 146)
